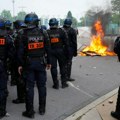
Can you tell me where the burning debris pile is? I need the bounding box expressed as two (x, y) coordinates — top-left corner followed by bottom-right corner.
(80, 20), (116, 56)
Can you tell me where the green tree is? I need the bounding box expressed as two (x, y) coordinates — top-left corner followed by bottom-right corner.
(16, 11), (26, 20)
(0, 10), (12, 21)
(67, 11), (72, 19)
(79, 6), (111, 34)
(72, 17), (78, 28)
(78, 17), (86, 26)
(111, 0), (120, 25)
(66, 11), (78, 28)
(59, 18), (64, 26)
(111, 13), (120, 24)
(111, 0), (120, 14)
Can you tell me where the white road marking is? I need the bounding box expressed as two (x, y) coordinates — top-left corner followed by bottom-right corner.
(67, 82), (94, 98)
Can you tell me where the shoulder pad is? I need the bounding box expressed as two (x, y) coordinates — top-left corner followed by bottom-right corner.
(59, 27), (68, 34)
(59, 27), (65, 32)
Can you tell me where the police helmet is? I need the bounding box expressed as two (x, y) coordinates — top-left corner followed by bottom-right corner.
(5, 20), (12, 28)
(24, 13), (40, 26)
(41, 25), (47, 30)
(13, 20), (26, 29)
(0, 19), (5, 29)
(64, 18), (72, 26)
(49, 18), (58, 27)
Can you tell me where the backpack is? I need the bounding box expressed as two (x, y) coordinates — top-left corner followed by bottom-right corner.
(114, 36), (120, 54)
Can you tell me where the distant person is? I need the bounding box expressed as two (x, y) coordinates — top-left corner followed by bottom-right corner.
(62, 18), (77, 81)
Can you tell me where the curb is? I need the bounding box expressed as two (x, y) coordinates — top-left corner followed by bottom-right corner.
(64, 88), (118, 120)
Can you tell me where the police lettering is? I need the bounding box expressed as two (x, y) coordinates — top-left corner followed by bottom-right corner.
(49, 34), (59, 38)
(51, 38), (59, 43)
(28, 36), (43, 42)
(0, 38), (5, 45)
(28, 42), (44, 50)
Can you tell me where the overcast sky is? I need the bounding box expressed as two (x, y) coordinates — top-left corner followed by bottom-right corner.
(1, 0), (111, 20)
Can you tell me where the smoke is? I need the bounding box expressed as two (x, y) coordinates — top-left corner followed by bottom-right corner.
(91, 10), (111, 35)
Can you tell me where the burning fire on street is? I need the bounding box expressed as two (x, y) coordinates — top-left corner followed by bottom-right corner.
(80, 20), (116, 56)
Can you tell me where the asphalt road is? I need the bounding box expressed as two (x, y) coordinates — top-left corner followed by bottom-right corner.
(2, 55), (120, 120)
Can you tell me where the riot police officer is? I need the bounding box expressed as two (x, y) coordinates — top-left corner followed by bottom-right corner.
(12, 20), (27, 104)
(0, 18), (15, 119)
(47, 18), (70, 89)
(17, 13), (51, 118)
(111, 87), (120, 119)
(111, 36), (120, 119)
(5, 20), (17, 86)
(62, 18), (77, 81)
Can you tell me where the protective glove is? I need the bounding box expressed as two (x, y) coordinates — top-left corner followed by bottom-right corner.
(73, 52), (77, 57)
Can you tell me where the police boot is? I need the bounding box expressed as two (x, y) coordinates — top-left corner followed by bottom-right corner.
(111, 87), (120, 119)
(22, 110), (35, 119)
(0, 106), (6, 119)
(52, 80), (59, 89)
(0, 94), (7, 119)
(22, 104), (35, 119)
(13, 77), (25, 104)
(39, 98), (46, 115)
(62, 81), (69, 89)
(0, 98), (7, 119)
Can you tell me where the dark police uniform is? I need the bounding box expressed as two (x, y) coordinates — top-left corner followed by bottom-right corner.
(63, 25), (77, 81)
(17, 25), (51, 118)
(12, 20), (27, 104)
(5, 20), (16, 86)
(0, 25), (15, 119)
(47, 21), (70, 89)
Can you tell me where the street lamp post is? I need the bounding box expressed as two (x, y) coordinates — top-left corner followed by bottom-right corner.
(12, 0), (15, 18)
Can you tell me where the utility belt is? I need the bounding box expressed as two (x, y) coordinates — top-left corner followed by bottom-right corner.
(51, 45), (63, 49)
(29, 56), (43, 60)
(26, 56), (47, 65)
(51, 42), (63, 49)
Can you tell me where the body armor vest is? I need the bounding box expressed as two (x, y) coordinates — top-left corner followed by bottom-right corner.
(63, 27), (72, 46)
(47, 28), (63, 48)
(26, 28), (45, 58)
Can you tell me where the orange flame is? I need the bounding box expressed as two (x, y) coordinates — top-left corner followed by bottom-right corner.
(80, 20), (116, 56)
